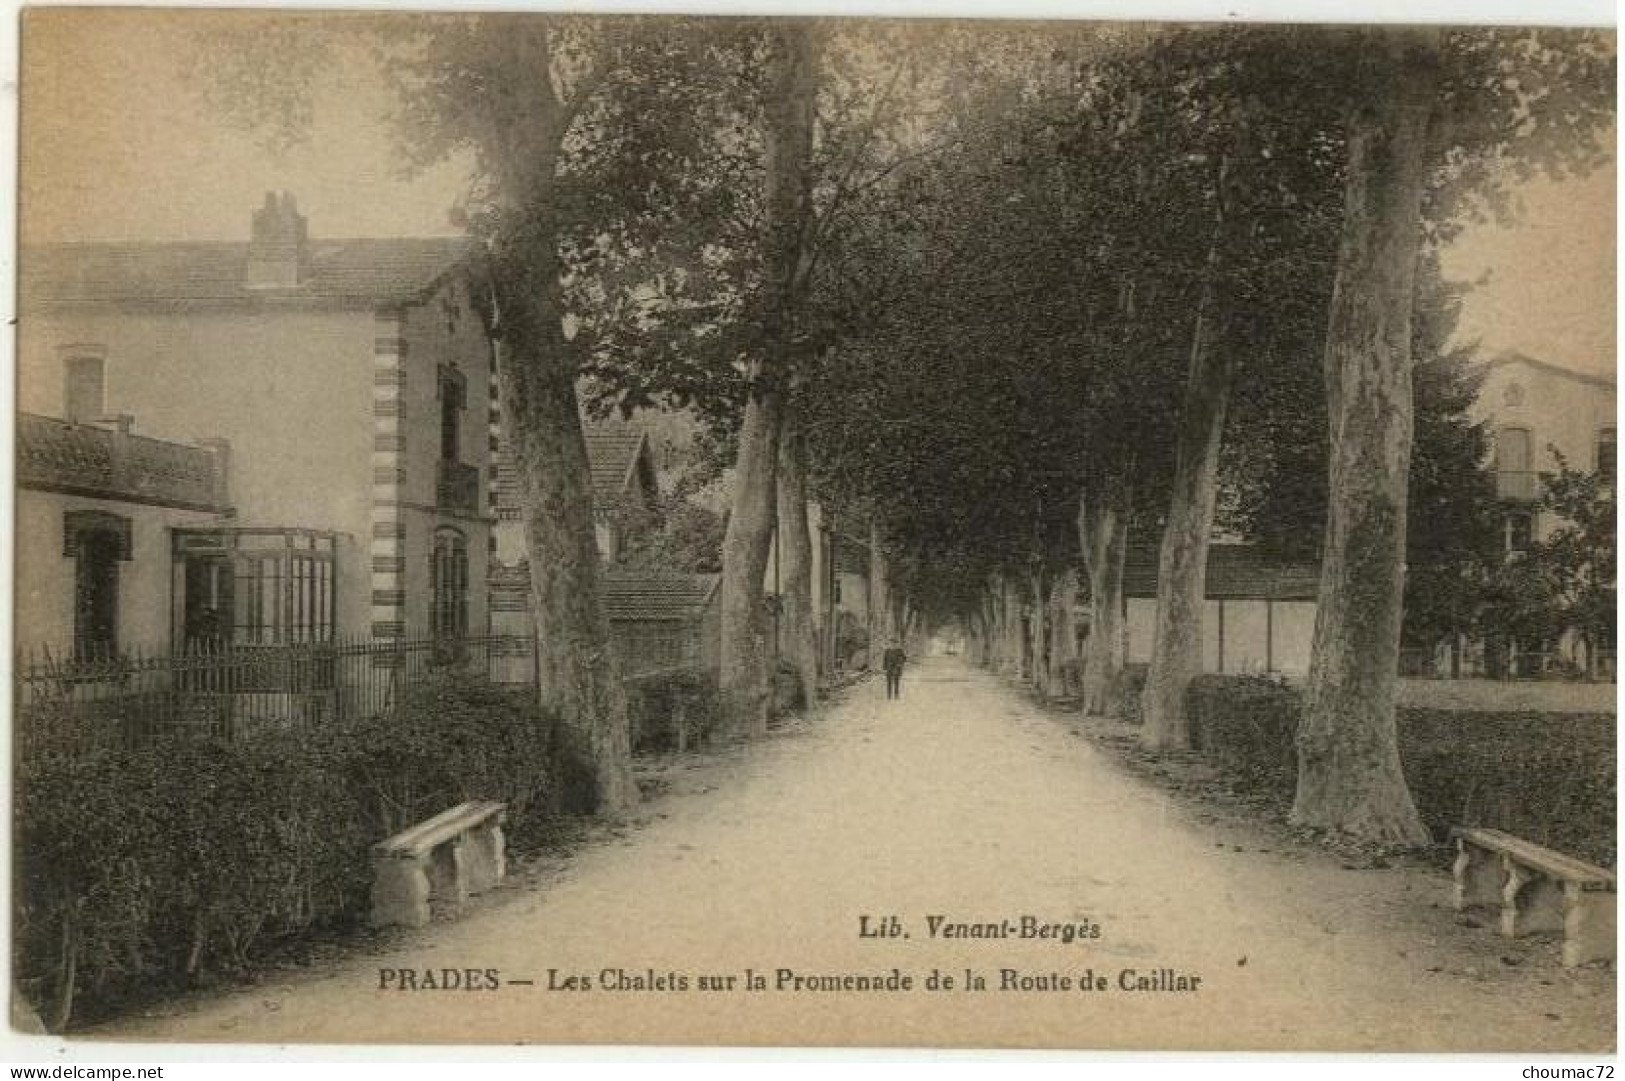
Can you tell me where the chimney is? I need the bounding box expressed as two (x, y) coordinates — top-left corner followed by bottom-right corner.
(198, 437), (233, 511)
(245, 191), (309, 289)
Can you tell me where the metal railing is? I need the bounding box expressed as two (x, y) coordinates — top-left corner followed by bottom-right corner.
(15, 634), (535, 748)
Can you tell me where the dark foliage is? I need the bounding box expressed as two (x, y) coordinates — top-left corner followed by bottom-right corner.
(1185, 675), (1616, 865)
(14, 672), (563, 1030)
(626, 668), (722, 753)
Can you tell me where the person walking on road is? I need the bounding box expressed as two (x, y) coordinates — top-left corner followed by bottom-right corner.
(882, 639), (907, 700)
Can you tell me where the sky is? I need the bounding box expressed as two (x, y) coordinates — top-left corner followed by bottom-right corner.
(17, 8), (1617, 380)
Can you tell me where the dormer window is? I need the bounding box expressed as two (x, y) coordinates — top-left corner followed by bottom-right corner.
(62, 349), (105, 423)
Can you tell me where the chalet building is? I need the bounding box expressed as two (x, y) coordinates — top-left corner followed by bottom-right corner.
(601, 570), (722, 678)
(17, 413), (233, 659)
(487, 419), (673, 679)
(1475, 352), (1616, 556)
(1471, 351), (1616, 676)
(1121, 544), (1320, 678)
(18, 192), (496, 655)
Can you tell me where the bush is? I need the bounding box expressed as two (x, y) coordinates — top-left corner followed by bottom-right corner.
(332, 670), (556, 836)
(1184, 675), (1617, 865)
(626, 668), (720, 753)
(14, 670), (560, 1030)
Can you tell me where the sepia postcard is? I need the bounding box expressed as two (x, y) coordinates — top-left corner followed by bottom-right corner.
(7, 3), (1618, 1058)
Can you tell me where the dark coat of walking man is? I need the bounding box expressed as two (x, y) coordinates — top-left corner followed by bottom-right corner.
(882, 640), (907, 700)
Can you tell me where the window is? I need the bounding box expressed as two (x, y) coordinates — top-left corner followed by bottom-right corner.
(1505, 511), (1534, 555)
(174, 529), (335, 648)
(63, 352), (105, 423)
(1495, 427), (1536, 502)
(1598, 427), (1616, 486)
(431, 529), (469, 639)
(1496, 427), (1532, 471)
(66, 512), (130, 660)
(440, 368), (466, 463)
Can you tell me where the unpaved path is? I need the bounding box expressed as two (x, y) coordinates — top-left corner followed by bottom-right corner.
(96, 656), (1613, 1051)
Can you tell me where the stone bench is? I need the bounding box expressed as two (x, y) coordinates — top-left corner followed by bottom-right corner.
(1451, 826), (1615, 968)
(371, 800), (506, 929)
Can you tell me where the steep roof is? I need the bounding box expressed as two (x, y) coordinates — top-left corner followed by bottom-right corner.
(21, 237), (471, 310)
(17, 413), (229, 512)
(585, 422), (651, 502)
(1485, 351), (1617, 390)
(600, 569), (720, 622)
(1122, 543), (1319, 602)
(493, 419), (653, 521)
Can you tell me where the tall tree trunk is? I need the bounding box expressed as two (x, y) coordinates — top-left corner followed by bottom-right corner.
(474, 24), (637, 816)
(981, 584), (1001, 670)
(719, 378), (783, 738)
(499, 318), (635, 814)
(777, 413), (820, 706)
(1002, 576), (1024, 679)
(869, 517), (891, 650)
(1078, 485), (1131, 716)
(1029, 565), (1049, 699)
(1048, 567), (1078, 700)
(1292, 29), (1437, 845)
(1143, 216), (1235, 751)
(717, 23), (817, 739)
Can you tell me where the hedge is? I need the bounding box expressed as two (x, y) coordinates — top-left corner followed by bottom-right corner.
(627, 668), (721, 753)
(14, 670), (561, 1031)
(1185, 675), (1616, 866)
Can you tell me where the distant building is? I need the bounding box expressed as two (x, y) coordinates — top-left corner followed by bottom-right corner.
(1121, 544), (1320, 678)
(1471, 352), (1616, 676)
(1475, 352), (1616, 556)
(18, 192), (497, 655)
(601, 570), (722, 678)
(487, 418), (660, 661)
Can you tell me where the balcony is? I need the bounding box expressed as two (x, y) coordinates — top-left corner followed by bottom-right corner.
(1496, 470), (1538, 503)
(436, 459), (481, 516)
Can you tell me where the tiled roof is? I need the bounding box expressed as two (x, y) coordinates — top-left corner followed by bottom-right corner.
(601, 569), (720, 622)
(493, 419), (651, 519)
(1122, 543), (1319, 601)
(21, 237), (471, 309)
(17, 413), (228, 511)
(585, 422), (648, 501)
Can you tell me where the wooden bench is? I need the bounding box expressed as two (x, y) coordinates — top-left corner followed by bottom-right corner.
(1451, 826), (1616, 968)
(371, 800), (507, 929)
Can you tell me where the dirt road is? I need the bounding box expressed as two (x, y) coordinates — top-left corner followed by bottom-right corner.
(97, 656), (1613, 1051)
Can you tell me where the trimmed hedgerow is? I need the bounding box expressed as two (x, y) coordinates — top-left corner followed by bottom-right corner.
(1184, 675), (1616, 866)
(14, 670), (562, 1031)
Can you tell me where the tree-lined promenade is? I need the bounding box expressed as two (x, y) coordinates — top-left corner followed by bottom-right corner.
(199, 17), (1614, 842)
(98, 660), (1614, 1050)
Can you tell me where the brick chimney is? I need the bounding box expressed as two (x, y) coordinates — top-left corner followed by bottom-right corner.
(198, 437), (233, 512)
(245, 191), (309, 289)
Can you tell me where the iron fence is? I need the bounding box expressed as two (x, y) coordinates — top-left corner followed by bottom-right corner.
(14, 634), (538, 749)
